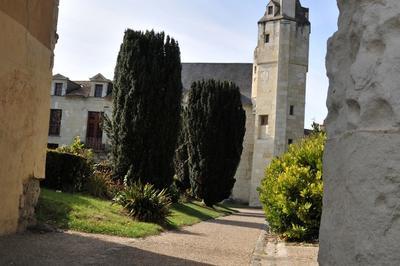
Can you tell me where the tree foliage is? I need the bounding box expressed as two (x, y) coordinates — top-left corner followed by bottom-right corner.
(186, 80), (246, 206)
(173, 108), (191, 192)
(258, 132), (325, 241)
(110, 29), (182, 189)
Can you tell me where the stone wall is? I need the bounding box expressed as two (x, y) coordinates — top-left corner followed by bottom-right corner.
(231, 104), (255, 204)
(319, 0), (400, 264)
(0, 0), (58, 235)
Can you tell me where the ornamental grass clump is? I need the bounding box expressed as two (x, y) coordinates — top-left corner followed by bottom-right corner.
(113, 182), (172, 224)
(258, 132), (325, 242)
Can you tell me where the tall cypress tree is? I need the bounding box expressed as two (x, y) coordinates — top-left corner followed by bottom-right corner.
(111, 29), (182, 189)
(186, 80), (246, 206)
(174, 108), (191, 192)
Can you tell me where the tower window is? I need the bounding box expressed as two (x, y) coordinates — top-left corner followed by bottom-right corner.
(268, 6), (274, 15)
(290, 105), (294, 116)
(260, 115), (269, 126)
(254, 66), (257, 74)
(288, 139), (293, 145)
(265, 34), (270, 43)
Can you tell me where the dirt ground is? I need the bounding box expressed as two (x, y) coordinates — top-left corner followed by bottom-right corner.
(0, 208), (265, 266)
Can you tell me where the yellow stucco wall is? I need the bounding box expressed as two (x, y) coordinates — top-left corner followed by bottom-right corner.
(0, 0), (58, 235)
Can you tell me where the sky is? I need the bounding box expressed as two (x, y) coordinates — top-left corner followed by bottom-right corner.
(53, 0), (339, 128)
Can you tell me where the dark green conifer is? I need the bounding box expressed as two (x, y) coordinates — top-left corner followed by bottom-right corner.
(111, 29), (182, 189)
(186, 80), (246, 206)
(173, 108), (191, 192)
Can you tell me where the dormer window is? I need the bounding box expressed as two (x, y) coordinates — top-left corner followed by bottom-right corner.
(54, 83), (63, 96)
(94, 84), (103, 98)
(268, 6), (274, 15)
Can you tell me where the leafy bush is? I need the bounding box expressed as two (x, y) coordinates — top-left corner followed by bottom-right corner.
(85, 161), (124, 199)
(43, 150), (91, 193)
(113, 182), (172, 224)
(57, 136), (94, 163)
(167, 183), (181, 203)
(258, 132), (325, 241)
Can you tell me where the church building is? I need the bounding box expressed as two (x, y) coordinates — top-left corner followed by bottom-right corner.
(48, 0), (310, 206)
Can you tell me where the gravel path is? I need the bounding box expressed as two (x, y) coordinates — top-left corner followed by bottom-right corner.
(0, 208), (265, 266)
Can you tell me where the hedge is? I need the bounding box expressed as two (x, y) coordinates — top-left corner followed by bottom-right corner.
(42, 150), (91, 193)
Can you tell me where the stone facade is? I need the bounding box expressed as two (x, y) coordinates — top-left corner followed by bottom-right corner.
(0, 0), (59, 235)
(48, 74), (112, 150)
(319, 0), (400, 264)
(249, 0), (310, 206)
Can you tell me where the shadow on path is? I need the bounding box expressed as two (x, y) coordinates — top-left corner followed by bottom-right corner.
(204, 218), (265, 230)
(0, 232), (211, 266)
(232, 212), (266, 218)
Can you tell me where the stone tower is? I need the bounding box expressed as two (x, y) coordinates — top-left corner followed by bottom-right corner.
(249, 0), (310, 206)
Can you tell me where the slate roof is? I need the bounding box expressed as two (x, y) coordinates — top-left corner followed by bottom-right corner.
(69, 81), (91, 97)
(53, 64), (253, 104)
(52, 73), (68, 80)
(53, 73), (112, 98)
(181, 63), (253, 105)
(90, 73), (111, 82)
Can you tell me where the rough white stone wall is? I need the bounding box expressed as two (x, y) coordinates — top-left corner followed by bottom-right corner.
(48, 96), (112, 147)
(319, 1), (400, 265)
(231, 104), (255, 204)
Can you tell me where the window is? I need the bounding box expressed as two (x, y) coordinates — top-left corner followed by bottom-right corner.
(49, 109), (62, 136)
(254, 66), (257, 74)
(54, 83), (63, 96)
(288, 139), (293, 145)
(47, 143), (59, 149)
(290, 105), (295, 116)
(268, 6), (274, 15)
(265, 34), (270, 43)
(94, 84), (103, 98)
(260, 115), (269, 126)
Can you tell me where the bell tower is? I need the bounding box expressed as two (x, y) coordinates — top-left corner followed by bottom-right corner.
(249, 0), (310, 206)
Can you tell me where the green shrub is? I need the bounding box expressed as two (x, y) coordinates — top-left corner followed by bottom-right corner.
(167, 182), (181, 203)
(258, 132), (325, 241)
(43, 150), (91, 193)
(86, 161), (123, 199)
(113, 182), (172, 224)
(57, 136), (94, 163)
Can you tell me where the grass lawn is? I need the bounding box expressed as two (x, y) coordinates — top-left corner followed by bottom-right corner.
(36, 189), (235, 238)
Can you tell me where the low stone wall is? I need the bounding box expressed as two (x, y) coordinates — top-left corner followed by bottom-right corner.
(0, 0), (59, 235)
